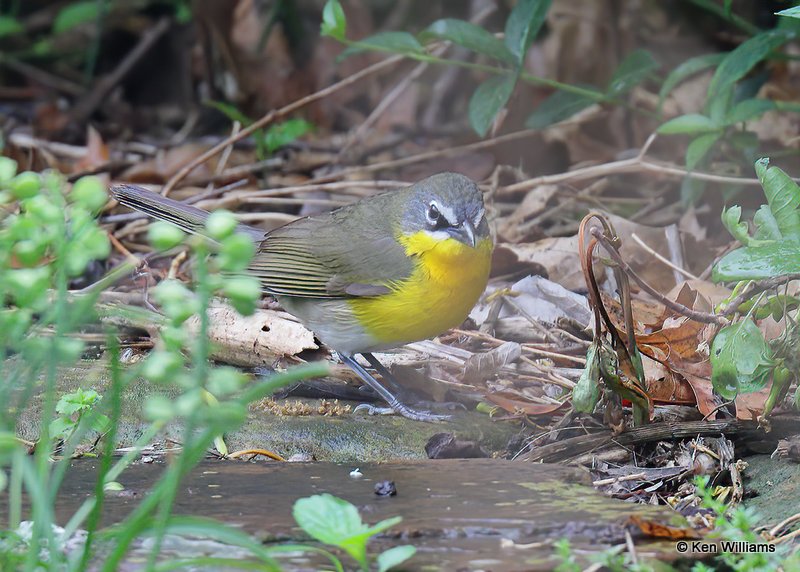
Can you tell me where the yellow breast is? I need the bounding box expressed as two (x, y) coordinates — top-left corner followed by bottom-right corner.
(348, 231), (493, 346)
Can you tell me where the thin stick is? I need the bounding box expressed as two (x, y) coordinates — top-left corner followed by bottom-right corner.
(631, 232), (699, 281)
(591, 229), (727, 325)
(162, 55), (405, 195)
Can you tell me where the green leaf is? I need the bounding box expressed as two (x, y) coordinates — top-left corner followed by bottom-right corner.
(293, 494), (371, 566)
(659, 53), (726, 108)
(525, 89), (595, 129)
(710, 319), (772, 399)
(263, 119), (314, 154)
(606, 49), (658, 96)
(721, 205), (751, 245)
(754, 158), (800, 241)
(712, 243), (800, 281)
(657, 114), (719, 135)
(724, 0), (733, 17)
(340, 31), (424, 59)
(504, 0), (553, 66)
(0, 16), (24, 38)
(753, 204), (782, 241)
(468, 73), (517, 137)
(53, 1), (99, 34)
(776, 6), (800, 19)
(572, 342), (600, 413)
(686, 132), (721, 171)
(707, 29), (794, 101)
(724, 98), (775, 125)
(420, 19), (514, 64)
(320, 0), (346, 40)
(377, 546), (416, 572)
(205, 100), (253, 126)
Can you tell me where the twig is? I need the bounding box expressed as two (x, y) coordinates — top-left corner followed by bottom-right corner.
(770, 512), (800, 537)
(71, 17), (171, 124)
(592, 471), (648, 486)
(591, 228), (727, 325)
(500, 132), (793, 194)
(524, 415), (800, 463)
(310, 128), (542, 183)
(719, 273), (800, 316)
(631, 232), (699, 281)
(162, 54), (406, 195)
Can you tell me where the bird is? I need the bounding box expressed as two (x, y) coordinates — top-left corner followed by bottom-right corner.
(111, 172), (493, 421)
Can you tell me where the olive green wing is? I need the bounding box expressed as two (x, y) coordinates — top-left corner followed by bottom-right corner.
(248, 206), (413, 299)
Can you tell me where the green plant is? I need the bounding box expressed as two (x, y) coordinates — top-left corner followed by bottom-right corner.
(320, 0), (657, 137)
(691, 476), (799, 572)
(656, 4), (800, 203)
(293, 493), (415, 572)
(0, 158), (329, 570)
(551, 476), (800, 571)
(710, 157), (800, 413)
(207, 100), (314, 160)
(48, 388), (110, 443)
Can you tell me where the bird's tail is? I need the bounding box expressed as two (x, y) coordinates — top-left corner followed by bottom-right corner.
(110, 184), (264, 241)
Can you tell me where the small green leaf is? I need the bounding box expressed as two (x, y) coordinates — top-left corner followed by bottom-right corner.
(53, 1), (99, 34)
(753, 204), (782, 241)
(340, 31), (424, 59)
(293, 494), (372, 567)
(103, 481), (124, 492)
(420, 19), (514, 64)
(572, 342), (601, 413)
(377, 545), (416, 572)
(710, 319), (772, 399)
(0, 16), (24, 38)
(754, 158), (800, 241)
(205, 100), (253, 126)
(658, 53), (726, 108)
(525, 89), (596, 129)
(71, 176), (108, 212)
(9, 172), (42, 199)
(724, 98), (775, 125)
(686, 132), (721, 171)
(148, 221), (185, 251)
(606, 49), (658, 96)
(206, 210), (238, 241)
(713, 243), (800, 281)
(320, 0), (346, 40)
(707, 29), (794, 101)
(0, 157), (17, 182)
(217, 233), (256, 272)
(264, 119), (313, 154)
(657, 114), (719, 135)
(721, 205), (751, 245)
(504, 0), (552, 66)
(724, 0), (733, 17)
(468, 73), (516, 137)
(776, 6), (800, 19)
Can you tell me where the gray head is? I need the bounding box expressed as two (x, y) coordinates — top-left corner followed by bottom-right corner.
(400, 172), (490, 248)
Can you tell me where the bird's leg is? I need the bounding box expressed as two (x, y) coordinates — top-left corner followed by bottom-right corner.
(360, 352), (407, 396)
(339, 354), (450, 422)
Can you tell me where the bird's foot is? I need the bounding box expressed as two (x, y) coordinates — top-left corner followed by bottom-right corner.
(353, 403), (451, 422)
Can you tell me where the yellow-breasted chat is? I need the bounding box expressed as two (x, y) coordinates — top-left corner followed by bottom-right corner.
(111, 173), (493, 421)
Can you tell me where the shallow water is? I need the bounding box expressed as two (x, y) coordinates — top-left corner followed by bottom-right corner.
(2, 458), (679, 570)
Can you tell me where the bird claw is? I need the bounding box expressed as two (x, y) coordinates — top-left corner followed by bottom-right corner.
(353, 403), (451, 422)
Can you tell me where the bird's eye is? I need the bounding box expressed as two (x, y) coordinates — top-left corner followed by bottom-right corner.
(427, 203), (441, 224)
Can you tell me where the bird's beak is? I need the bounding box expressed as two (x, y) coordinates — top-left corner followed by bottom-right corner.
(453, 220), (477, 248)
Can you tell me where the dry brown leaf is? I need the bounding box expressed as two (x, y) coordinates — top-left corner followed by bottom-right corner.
(462, 341), (521, 384)
(492, 236), (583, 290)
(496, 184), (557, 242)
